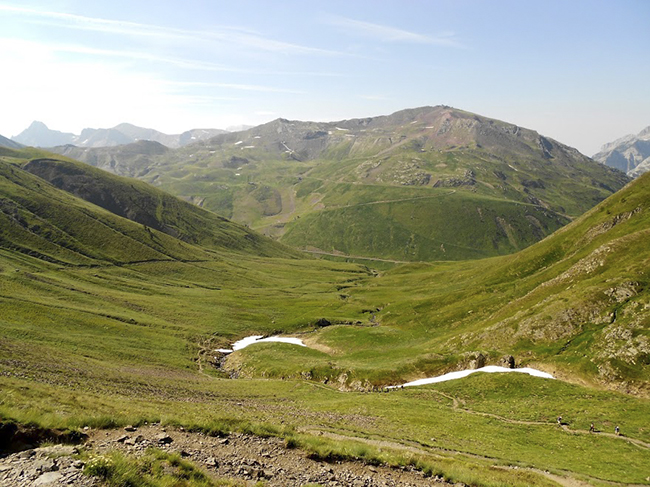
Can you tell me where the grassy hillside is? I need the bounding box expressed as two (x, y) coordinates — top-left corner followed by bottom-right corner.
(1, 151), (648, 485)
(282, 187), (569, 261)
(235, 173), (650, 395)
(0, 159), (209, 265)
(49, 106), (629, 262)
(0, 148), (295, 260)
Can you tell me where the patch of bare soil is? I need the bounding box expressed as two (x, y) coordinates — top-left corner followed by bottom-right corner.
(86, 424), (451, 486)
(0, 424), (455, 486)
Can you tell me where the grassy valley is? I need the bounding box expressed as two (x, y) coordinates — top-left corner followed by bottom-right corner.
(0, 146), (649, 485)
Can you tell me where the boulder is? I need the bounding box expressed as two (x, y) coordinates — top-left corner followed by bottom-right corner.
(156, 434), (173, 444)
(499, 355), (516, 368)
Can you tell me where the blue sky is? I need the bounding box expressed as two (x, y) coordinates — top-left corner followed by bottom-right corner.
(1, 0), (648, 155)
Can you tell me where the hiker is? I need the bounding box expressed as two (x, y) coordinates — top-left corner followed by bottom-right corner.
(589, 423), (595, 433)
(615, 425), (620, 436)
(557, 416), (562, 426)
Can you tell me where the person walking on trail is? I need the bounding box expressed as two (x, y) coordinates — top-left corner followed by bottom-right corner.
(557, 416), (562, 426)
(590, 423), (595, 433)
(615, 425), (620, 436)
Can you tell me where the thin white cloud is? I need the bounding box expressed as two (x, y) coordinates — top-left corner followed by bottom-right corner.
(166, 81), (304, 94)
(4, 39), (243, 73)
(327, 15), (461, 47)
(0, 4), (344, 55)
(1, 37), (347, 79)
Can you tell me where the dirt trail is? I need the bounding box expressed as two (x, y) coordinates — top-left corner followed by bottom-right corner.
(431, 390), (650, 450)
(89, 425), (446, 486)
(0, 424), (456, 487)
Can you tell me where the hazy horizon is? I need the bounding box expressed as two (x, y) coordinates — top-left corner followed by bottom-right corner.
(2, 0), (649, 156)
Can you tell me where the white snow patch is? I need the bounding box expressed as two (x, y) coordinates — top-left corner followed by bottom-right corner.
(235, 173), (240, 176)
(235, 140), (243, 145)
(335, 127), (349, 131)
(410, 121), (418, 124)
(508, 164), (519, 172)
(387, 366), (554, 389)
(224, 335), (306, 352)
(209, 150), (216, 153)
(191, 136), (196, 140)
(254, 136), (261, 139)
(425, 126), (434, 129)
(215, 348), (233, 354)
(242, 145), (255, 149)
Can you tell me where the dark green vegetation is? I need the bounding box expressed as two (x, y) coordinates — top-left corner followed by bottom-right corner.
(52, 106), (629, 262)
(1, 148), (648, 485)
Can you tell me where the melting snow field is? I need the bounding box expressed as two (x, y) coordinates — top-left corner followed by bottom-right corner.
(387, 366), (555, 389)
(215, 337), (554, 389)
(217, 335), (306, 354)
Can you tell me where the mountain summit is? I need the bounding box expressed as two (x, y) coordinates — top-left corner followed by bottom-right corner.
(12, 121), (76, 147)
(51, 105), (630, 262)
(11, 121), (227, 149)
(593, 126), (650, 178)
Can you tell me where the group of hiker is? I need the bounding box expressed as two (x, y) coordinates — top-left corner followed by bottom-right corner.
(557, 416), (621, 435)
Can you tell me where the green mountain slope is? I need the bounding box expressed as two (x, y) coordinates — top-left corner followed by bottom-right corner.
(51, 106), (629, 262)
(1, 149), (649, 485)
(0, 148), (295, 263)
(20, 156), (295, 258)
(236, 173), (650, 395)
(0, 160), (207, 266)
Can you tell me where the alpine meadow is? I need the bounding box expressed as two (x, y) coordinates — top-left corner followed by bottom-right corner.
(1, 2), (650, 486)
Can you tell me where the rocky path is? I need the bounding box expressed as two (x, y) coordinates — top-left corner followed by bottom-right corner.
(0, 444), (98, 487)
(0, 424), (454, 486)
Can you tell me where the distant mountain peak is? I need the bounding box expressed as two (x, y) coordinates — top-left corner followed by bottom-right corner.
(27, 120), (49, 129)
(10, 122), (228, 149)
(637, 126), (650, 138)
(12, 122), (76, 147)
(594, 126), (650, 178)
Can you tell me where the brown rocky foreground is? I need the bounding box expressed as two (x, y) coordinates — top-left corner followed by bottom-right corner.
(0, 424), (456, 486)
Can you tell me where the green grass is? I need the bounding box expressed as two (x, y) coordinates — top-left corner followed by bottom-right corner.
(0, 149), (648, 485)
(83, 448), (228, 486)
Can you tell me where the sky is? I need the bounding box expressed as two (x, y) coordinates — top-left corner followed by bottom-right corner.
(1, 0), (648, 155)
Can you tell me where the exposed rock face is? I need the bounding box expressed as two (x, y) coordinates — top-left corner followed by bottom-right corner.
(462, 352), (487, 370)
(593, 126), (650, 177)
(499, 355), (516, 368)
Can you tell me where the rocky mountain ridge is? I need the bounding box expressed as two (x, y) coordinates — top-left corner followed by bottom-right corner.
(593, 125), (650, 178)
(47, 105), (630, 262)
(11, 121), (227, 149)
